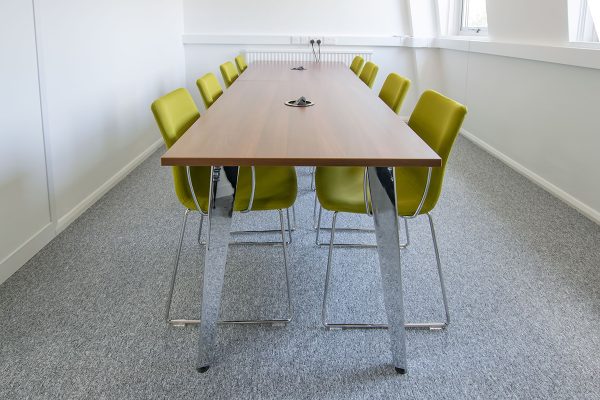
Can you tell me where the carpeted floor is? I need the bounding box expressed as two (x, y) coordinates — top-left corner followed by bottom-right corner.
(1, 137), (599, 399)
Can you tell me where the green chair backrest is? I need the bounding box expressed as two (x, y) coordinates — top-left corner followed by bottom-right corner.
(235, 55), (248, 74)
(197, 73), (223, 109)
(397, 90), (467, 213)
(350, 56), (364, 76)
(359, 61), (379, 89)
(379, 73), (411, 114)
(151, 88), (210, 212)
(220, 61), (239, 88)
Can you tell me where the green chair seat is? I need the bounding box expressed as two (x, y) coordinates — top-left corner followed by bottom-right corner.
(220, 61), (239, 88)
(172, 166), (211, 213)
(235, 55), (248, 74)
(359, 61), (379, 88)
(235, 166), (297, 211)
(350, 56), (364, 76)
(316, 167), (369, 214)
(316, 89), (467, 217)
(316, 166), (439, 216)
(151, 88), (211, 214)
(197, 73), (223, 109)
(151, 88), (297, 215)
(379, 73), (411, 115)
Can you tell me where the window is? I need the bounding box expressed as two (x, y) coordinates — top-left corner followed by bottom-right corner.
(460, 0), (488, 35)
(569, 0), (599, 42)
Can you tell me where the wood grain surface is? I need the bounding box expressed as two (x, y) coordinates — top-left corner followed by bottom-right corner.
(162, 62), (441, 167)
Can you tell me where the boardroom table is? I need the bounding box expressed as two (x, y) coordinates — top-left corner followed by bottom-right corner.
(161, 61), (442, 374)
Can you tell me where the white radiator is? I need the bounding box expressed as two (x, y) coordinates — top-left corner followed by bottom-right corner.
(244, 49), (372, 66)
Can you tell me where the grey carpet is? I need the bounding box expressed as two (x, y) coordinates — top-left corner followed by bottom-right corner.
(1, 137), (599, 399)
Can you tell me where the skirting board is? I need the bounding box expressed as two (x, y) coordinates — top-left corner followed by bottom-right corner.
(56, 138), (164, 234)
(0, 223), (55, 285)
(460, 129), (600, 225)
(0, 138), (164, 286)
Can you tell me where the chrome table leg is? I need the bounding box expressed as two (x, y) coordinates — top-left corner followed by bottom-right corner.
(367, 167), (407, 375)
(195, 167), (234, 373)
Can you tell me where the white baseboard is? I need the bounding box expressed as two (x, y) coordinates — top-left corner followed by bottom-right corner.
(1, 138), (164, 286)
(56, 138), (164, 234)
(0, 223), (55, 285)
(460, 129), (600, 225)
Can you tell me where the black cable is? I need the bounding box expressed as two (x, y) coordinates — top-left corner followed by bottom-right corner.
(317, 39), (322, 63)
(310, 39), (317, 62)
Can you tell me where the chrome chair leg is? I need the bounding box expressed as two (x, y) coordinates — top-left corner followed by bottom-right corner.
(165, 209), (190, 323)
(315, 206), (323, 245)
(198, 213), (204, 244)
(321, 213), (450, 331)
(311, 166), (316, 191)
(400, 217), (410, 249)
(197, 210), (293, 246)
(213, 209), (292, 326)
(165, 209), (293, 327)
(286, 208), (293, 244)
(315, 209), (409, 249)
(291, 205), (297, 230)
(427, 213), (450, 326)
(279, 209), (293, 321)
(321, 211), (338, 326)
(231, 208), (292, 246)
(312, 191), (319, 229)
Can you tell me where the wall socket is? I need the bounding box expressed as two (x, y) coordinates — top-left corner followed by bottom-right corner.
(290, 36), (335, 45)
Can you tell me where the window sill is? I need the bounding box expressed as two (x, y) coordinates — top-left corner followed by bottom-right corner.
(435, 36), (600, 70)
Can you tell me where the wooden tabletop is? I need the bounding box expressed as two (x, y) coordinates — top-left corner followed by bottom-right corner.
(237, 61), (350, 82)
(161, 62), (441, 167)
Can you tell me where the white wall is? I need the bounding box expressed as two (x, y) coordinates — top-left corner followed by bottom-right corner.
(184, 0), (407, 35)
(0, 0), (186, 284)
(0, 0), (53, 283)
(409, 0), (439, 37)
(182, 0), (419, 115)
(438, 47), (600, 221)
(36, 0), (185, 226)
(487, 0), (569, 44)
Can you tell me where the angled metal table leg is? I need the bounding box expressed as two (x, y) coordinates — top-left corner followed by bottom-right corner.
(367, 167), (407, 374)
(194, 167), (234, 373)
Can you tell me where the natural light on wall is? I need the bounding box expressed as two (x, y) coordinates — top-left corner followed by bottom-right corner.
(568, 0), (599, 41)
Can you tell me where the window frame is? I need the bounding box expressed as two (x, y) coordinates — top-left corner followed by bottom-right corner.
(458, 0), (488, 36)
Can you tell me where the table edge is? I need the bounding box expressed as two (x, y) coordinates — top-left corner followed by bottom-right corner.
(160, 156), (443, 168)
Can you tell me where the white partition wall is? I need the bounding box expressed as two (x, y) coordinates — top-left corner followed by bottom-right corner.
(437, 46), (600, 222)
(0, 0), (186, 284)
(434, 0), (600, 222)
(0, 0), (54, 283)
(35, 0), (186, 228)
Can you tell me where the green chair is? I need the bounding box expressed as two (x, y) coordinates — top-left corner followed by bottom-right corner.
(350, 56), (364, 76)
(235, 55), (248, 74)
(312, 72), (411, 230)
(151, 88), (298, 327)
(220, 61), (239, 88)
(359, 61), (378, 88)
(379, 73), (411, 114)
(196, 73), (223, 109)
(316, 89), (467, 330)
